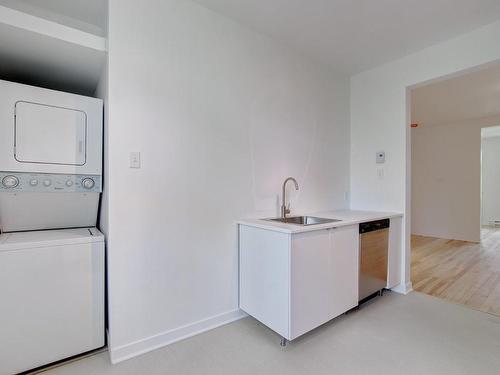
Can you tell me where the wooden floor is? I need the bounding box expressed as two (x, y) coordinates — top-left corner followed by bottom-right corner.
(412, 226), (500, 316)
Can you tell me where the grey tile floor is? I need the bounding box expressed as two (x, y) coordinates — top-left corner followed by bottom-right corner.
(39, 292), (500, 375)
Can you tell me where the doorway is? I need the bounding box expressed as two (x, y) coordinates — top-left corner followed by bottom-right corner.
(409, 63), (500, 316)
(481, 126), (500, 228)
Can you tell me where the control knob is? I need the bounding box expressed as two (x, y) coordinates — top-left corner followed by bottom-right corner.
(2, 175), (19, 188)
(82, 178), (95, 189)
(43, 179), (52, 187)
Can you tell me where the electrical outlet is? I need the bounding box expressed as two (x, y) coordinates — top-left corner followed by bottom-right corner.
(130, 152), (141, 168)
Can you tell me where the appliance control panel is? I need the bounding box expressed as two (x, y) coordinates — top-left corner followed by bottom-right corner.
(0, 172), (102, 193)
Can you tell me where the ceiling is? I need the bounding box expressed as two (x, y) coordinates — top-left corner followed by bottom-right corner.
(0, 0), (107, 35)
(411, 63), (500, 127)
(193, 0), (500, 74)
(0, 1), (498, 74)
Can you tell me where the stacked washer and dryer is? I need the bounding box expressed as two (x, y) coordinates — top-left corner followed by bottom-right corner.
(0, 80), (105, 374)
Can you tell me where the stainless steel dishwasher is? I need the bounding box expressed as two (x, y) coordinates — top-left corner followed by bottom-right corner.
(359, 219), (390, 301)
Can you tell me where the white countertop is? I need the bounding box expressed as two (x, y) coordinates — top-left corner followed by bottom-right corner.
(237, 209), (403, 234)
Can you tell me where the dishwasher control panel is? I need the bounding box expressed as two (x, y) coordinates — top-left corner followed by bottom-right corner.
(359, 219), (390, 233)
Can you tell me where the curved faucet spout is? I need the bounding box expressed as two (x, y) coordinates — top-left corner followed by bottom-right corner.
(281, 177), (299, 218)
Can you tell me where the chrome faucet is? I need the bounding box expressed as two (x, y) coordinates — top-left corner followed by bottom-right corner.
(281, 177), (299, 218)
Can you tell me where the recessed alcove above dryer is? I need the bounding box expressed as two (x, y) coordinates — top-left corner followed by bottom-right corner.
(0, 2), (107, 96)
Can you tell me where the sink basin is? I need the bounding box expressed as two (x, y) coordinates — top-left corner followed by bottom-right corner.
(266, 216), (342, 226)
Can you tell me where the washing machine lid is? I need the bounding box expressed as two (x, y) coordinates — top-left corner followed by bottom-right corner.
(0, 227), (103, 252)
(15, 101), (87, 166)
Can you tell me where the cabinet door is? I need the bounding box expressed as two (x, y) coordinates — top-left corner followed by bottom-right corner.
(329, 226), (359, 316)
(387, 217), (402, 288)
(290, 225), (358, 340)
(239, 225), (290, 339)
(290, 229), (332, 339)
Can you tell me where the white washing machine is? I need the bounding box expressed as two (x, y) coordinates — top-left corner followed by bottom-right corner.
(0, 228), (105, 375)
(0, 80), (105, 374)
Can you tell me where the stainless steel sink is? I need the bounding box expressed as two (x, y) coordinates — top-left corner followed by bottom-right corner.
(266, 216), (342, 226)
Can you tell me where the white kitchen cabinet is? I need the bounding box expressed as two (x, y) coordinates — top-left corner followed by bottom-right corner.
(239, 226), (290, 338)
(290, 226), (359, 338)
(387, 217), (402, 289)
(239, 224), (359, 341)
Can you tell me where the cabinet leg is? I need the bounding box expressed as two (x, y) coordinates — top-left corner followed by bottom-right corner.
(280, 337), (287, 347)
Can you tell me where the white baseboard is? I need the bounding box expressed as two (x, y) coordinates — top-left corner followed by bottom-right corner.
(109, 309), (247, 364)
(391, 281), (413, 295)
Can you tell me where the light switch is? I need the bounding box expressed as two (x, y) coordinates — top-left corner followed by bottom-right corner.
(377, 168), (385, 180)
(130, 152), (141, 168)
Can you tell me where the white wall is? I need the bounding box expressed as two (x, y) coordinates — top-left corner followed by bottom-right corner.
(411, 117), (500, 242)
(411, 120), (482, 242)
(482, 135), (500, 225)
(351, 21), (500, 293)
(107, 0), (350, 362)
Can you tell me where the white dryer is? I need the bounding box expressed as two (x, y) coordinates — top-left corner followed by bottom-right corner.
(0, 228), (105, 375)
(0, 79), (103, 232)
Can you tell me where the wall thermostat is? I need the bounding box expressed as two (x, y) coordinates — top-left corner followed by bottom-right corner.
(376, 151), (385, 164)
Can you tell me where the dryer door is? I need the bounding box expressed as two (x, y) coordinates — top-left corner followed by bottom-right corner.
(15, 101), (87, 166)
